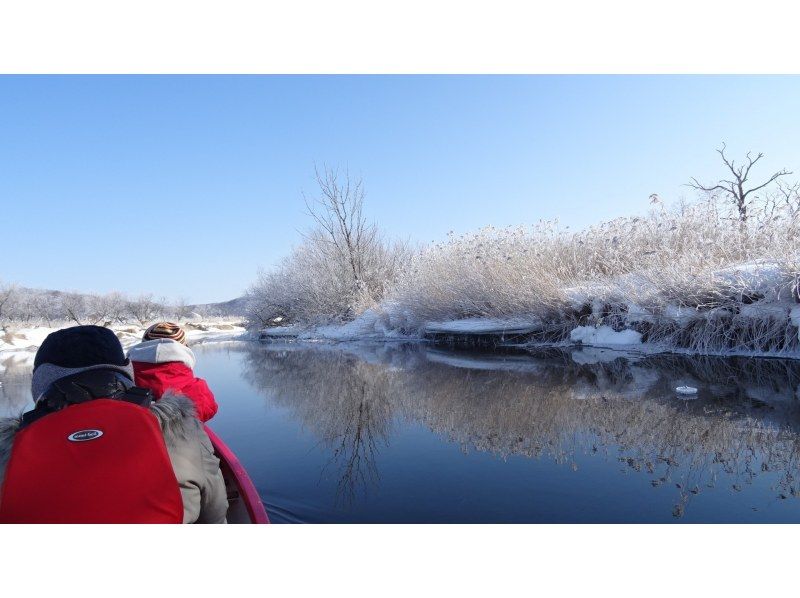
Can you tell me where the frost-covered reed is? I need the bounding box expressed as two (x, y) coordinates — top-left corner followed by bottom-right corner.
(385, 197), (800, 354)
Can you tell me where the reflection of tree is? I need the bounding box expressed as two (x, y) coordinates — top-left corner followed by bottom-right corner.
(242, 348), (394, 505)
(240, 342), (800, 519)
(323, 380), (382, 505)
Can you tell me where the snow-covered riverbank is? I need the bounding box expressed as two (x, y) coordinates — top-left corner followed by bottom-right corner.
(248, 191), (800, 361)
(259, 314), (800, 359)
(257, 259), (800, 360)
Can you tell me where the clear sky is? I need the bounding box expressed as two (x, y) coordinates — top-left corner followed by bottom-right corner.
(2, 75), (799, 303)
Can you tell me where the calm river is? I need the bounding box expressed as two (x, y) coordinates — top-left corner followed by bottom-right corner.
(3, 341), (800, 523)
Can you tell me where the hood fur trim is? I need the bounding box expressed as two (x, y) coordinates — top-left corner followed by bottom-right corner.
(149, 391), (201, 447)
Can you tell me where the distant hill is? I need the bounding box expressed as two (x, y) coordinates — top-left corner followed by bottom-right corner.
(188, 296), (248, 317)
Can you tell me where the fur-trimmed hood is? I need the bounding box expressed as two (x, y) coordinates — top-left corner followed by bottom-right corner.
(0, 392), (199, 487)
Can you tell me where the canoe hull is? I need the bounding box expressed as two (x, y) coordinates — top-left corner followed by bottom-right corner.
(204, 425), (270, 524)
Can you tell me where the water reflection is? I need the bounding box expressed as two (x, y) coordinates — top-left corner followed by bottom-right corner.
(241, 343), (800, 519)
(3, 341), (800, 520)
(0, 353), (34, 417)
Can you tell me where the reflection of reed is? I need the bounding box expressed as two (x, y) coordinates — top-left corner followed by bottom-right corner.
(242, 343), (800, 517)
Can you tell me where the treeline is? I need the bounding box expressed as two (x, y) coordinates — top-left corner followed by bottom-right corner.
(0, 286), (205, 328)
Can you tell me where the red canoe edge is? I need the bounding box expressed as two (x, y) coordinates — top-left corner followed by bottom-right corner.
(204, 425), (270, 524)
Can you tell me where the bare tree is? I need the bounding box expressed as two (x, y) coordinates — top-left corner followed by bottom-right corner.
(126, 294), (163, 326)
(87, 295), (110, 325)
(304, 165), (377, 291)
(30, 293), (60, 326)
(297, 165), (411, 320)
(244, 166), (411, 328)
(103, 292), (129, 324)
(60, 292), (88, 325)
(172, 297), (192, 320)
(244, 282), (282, 328)
(0, 282), (15, 323)
(85, 293), (130, 326)
(689, 143), (792, 225)
(7, 292), (34, 322)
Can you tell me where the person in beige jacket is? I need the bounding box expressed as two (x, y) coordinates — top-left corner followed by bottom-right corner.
(0, 326), (227, 524)
(143, 390), (229, 523)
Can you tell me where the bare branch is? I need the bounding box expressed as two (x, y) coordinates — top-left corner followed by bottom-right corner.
(689, 144), (792, 224)
(741, 169), (793, 200)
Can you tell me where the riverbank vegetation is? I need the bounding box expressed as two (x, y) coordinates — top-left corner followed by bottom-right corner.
(247, 149), (800, 357)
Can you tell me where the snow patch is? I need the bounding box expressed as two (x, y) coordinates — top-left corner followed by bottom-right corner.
(675, 386), (698, 395)
(713, 261), (788, 296)
(790, 306), (800, 329)
(662, 304), (697, 322)
(569, 325), (643, 347)
(424, 316), (540, 335)
(739, 302), (788, 319)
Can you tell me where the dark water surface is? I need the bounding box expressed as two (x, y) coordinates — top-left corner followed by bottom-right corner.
(4, 341), (800, 522)
(198, 342), (800, 523)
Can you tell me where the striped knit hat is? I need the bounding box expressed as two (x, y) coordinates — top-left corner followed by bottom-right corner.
(143, 322), (187, 345)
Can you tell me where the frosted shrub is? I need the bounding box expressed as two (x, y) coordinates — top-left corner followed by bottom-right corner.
(246, 167), (413, 328)
(246, 233), (410, 327)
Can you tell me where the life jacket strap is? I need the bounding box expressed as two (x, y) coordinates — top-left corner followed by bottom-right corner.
(21, 370), (154, 430)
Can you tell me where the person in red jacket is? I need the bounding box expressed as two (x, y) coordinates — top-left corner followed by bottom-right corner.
(127, 322), (218, 422)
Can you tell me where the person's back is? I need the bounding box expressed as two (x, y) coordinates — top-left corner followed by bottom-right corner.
(0, 326), (227, 524)
(128, 322), (219, 422)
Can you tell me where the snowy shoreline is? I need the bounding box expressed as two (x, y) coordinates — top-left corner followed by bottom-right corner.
(0, 321), (248, 361)
(257, 306), (800, 362)
(249, 255), (800, 361)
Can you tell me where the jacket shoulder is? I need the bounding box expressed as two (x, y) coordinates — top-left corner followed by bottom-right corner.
(180, 377), (218, 422)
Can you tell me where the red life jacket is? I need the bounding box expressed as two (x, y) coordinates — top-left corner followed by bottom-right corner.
(0, 398), (183, 524)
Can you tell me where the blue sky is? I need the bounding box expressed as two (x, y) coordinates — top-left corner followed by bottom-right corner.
(1, 75), (799, 303)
